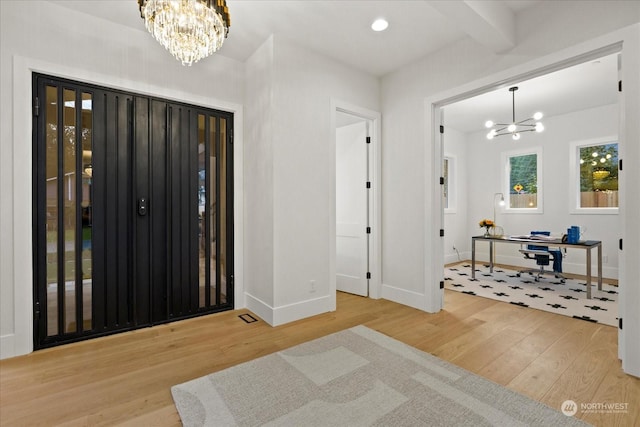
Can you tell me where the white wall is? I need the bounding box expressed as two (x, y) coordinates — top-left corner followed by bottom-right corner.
(447, 104), (619, 278)
(0, 0), (245, 359)
(244, 36), (380, 325)
(243, 36), (276, 314)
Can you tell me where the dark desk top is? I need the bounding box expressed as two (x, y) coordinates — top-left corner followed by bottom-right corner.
(472, 235), (601, 247)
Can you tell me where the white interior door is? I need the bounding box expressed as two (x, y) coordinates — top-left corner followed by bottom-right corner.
(336, 118), (368, 296)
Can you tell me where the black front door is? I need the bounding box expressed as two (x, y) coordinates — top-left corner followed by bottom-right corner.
(32, 73), (233, 349)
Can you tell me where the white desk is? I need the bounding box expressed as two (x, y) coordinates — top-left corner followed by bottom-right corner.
(471, 235), (603, 299)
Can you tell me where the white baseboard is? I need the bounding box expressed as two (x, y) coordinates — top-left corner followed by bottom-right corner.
(272, 295), (333, 326)
(381, 283), (433, 312)
(244, 293), (275, 325)
(1, 330), (32, 360)
(0, 334), (16, 360)
(244, 292), (333, 327)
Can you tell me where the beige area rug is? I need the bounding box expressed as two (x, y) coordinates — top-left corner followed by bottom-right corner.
(171, 326), (588, 426)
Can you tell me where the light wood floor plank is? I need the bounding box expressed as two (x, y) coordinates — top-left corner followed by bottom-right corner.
(1, 290), (638, 426)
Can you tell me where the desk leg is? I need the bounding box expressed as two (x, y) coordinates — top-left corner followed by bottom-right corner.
(586, 248), (592, 299)
(472, 239), (476, 279)
(597, 243), (603, 291)
(489, 241), (494, 273)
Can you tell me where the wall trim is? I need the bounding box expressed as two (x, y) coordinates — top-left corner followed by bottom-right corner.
(244, 293), (275, 326)
(245, 293), (333, 327)
(273, 295), (333, 326)
(381, 283), (435, 313)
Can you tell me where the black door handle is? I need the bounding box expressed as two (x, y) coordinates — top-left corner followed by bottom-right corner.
(138, 198), (148, 216)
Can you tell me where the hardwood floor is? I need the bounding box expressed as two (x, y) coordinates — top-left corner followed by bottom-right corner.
(1, 290), (638, 426)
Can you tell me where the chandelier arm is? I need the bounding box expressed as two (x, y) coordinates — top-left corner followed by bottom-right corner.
(493, 128), (537, 137)
(514, 117), (536, 126)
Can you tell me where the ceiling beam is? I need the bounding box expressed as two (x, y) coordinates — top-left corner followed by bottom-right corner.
(429, 0), (516, 53)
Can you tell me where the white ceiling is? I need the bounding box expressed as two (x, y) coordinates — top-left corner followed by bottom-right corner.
(444, 53), (619, 133)
(47, 0), (617, 131)
(49, 0), (540, 77)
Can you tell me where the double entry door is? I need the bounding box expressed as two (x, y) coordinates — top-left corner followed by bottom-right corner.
(32, 73), (233, 349)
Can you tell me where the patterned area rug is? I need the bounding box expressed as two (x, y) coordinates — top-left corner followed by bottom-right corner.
(445, 263), (618, 327)
(171, 326), (588, 426)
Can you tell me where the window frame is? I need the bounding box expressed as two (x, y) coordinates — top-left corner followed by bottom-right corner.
(569, 136), (619, 215)
(443, 154), (457, 214)
(501, 146), (543, 214)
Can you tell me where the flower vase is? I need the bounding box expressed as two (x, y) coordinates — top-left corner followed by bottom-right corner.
(484, 226), (491, 237)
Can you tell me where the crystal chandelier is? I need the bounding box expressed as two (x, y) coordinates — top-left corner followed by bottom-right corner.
(485, 86), (544, 141)
(138, 0), (231, 66)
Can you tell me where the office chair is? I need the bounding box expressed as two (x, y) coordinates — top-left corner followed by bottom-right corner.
(517, 231), (565, 282)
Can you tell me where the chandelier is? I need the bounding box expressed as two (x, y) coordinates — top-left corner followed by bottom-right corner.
(485, 86), (544, 141)
(138, 0), (231, 66)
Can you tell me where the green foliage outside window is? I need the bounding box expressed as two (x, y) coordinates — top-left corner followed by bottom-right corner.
(579, 143), (618, 192)
(508, 153), (538, 209)
(509, 153), (537, 194)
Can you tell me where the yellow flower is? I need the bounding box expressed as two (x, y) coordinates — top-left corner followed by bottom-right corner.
(479, 219), (494, 227)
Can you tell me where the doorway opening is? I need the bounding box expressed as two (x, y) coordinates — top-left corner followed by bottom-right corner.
(433, 46), (622, 349)
(336, 111), (370, 297)
(332, 102), (381, 302)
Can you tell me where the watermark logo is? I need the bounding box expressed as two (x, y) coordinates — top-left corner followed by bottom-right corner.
(561, 399), (629, 416)
(561, 400), (578, 416)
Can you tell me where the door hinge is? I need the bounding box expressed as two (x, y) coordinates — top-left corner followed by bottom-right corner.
(439, 176), (445, 185)
(366, 227), (371, 234)
(619, 318), (623, 330)
(619, 238), (623, 250)
(440, 229), (445, 237)
(34, 97), (40, 117)
(618, 80), (622, 92)
(440, 280), (444, 289)
(366, 272), (371, 279)
(230, 128), (234, 144)
(366, 181), (371, 189)
(366, 136), (371, 144)
(439, 125), (444, 134)
(34, 301), (40, 320)
(619, 159), (622, 171)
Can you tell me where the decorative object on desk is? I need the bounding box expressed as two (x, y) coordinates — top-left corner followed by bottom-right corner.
(171, 325), (588, 426)
(445, 263), (617, 327)
(479, 219), (494, 237)
(567, 226), (580, 244)
(490, 225), (504, 237)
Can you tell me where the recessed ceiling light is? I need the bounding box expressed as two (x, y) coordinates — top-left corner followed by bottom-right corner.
(371, 18), (389, 32)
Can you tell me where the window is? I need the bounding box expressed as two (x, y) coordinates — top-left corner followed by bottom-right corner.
(570, 138), (618, 213)
(502, 147), (542, 213)
(443, 155), (456, 212)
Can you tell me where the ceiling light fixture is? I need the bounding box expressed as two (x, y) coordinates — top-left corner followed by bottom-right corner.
(138, 0), (231, 66)
(371, 18), (389, 32)
(485, 86), (544, 141)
